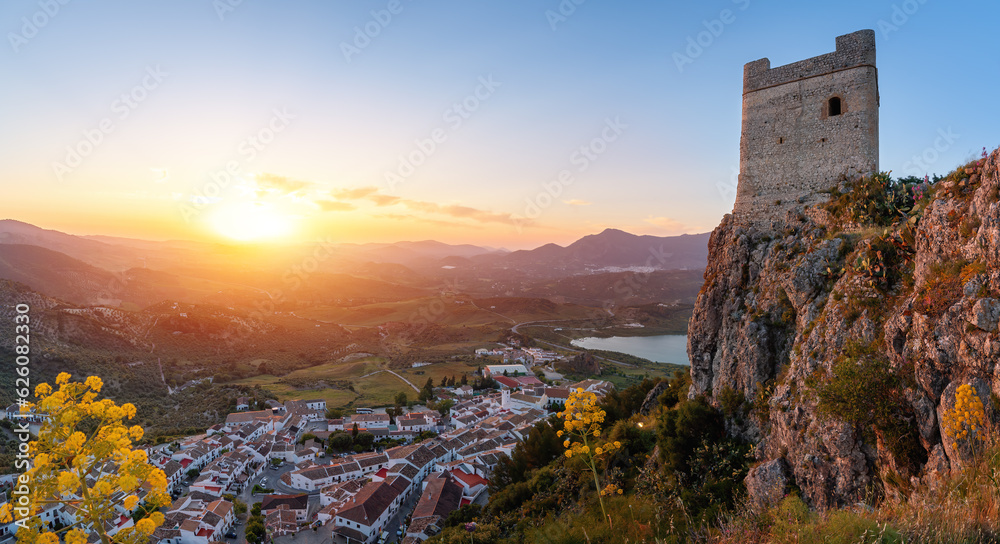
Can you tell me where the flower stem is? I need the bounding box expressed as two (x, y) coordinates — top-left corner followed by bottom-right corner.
(582, 432), (610, 527)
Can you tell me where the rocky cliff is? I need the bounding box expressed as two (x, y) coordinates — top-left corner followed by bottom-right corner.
(689, 147), (1000, 508)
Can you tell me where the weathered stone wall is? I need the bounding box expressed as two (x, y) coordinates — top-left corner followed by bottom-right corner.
(734, 30), (879, 224)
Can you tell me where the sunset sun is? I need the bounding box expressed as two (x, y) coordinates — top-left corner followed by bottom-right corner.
(209, 202), (296, 242)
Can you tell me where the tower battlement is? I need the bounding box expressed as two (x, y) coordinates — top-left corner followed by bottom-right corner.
(733, 30), (879, 224)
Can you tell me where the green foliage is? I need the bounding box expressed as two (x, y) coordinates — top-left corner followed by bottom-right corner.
(599, 377), (661, 425)
(436, 398), (455, 417)
(657, 370), (692, 409)
(719, 385), (748, 418)
(419, 377), (435, 401)
(733, 494), (904, 544)
(443, 504), (481, 528)
(816, 342), (924, 471)
(851, 234), (914, 294)
(489, 419), (562, 492)
(823, 172), (917, 228)
(658, 396), (724, 477)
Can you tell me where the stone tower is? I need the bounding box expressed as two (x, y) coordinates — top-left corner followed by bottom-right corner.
(733, 29), (879, 223)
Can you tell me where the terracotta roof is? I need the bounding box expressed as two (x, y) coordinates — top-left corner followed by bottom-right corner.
(544, 387), (571, 399)
(451, 469), (488, 489)
(411, 473), (462, 520)
(261, 494), (308, 512)
(494, 376), (520, 389)
(336, 481), (400, 526)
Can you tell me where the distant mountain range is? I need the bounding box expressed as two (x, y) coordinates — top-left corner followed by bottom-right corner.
(0, 220), (709, 308)
(482, 228), (709, 275)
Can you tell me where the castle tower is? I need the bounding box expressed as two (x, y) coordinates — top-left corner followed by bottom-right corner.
(733, 29), (879, 223)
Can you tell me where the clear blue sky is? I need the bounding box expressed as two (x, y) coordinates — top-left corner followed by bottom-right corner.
(1, 0), (997, 248)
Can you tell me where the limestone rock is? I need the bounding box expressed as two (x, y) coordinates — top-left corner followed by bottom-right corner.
(745, 459), (789, 508)
(967, 297), (1000, 331)
(639, 380), (670, 415)
(688, 148), (1000, 507)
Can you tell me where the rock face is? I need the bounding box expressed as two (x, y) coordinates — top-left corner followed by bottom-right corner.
(689, 149), (1000, 508)
(745, 459), (789, 508)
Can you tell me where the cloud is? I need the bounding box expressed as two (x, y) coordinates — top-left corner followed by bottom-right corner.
(369, 194), (401, 206)
(328, 185), (530, 227)
(402, 200), (529, 226)
(563, 199), (592, 206)
(255, 173), (311, 194)
(376, 214), (482, 229)
(333, 186), (379, 200)
(316, 200), (357, 212)
(644, 216), (691, 234)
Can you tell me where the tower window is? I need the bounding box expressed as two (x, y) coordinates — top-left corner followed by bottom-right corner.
(828, 97), (842, 116)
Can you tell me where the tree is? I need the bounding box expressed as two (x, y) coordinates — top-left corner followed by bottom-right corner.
(351, 423), (359, 437)
(436, 399), (455, 418)
(558, 388), (622, 527)
(461, 374), (468, 386)
(395, 392), (408, 407)
(325, 407), (343, 419)
(0, 374), (169, 544)
(328, 431), (353, 453)
(245, 516), (265, 544)
(386, 406), (401, 424)
(354, 433), (375, 451)
(419, 378), (435, 402)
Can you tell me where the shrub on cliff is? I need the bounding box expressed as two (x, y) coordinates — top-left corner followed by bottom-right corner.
(815, 342), (924, 471)
(823, 172), (920, 227)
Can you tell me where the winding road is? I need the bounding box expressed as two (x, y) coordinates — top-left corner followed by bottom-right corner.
(511, 320), (635, 368)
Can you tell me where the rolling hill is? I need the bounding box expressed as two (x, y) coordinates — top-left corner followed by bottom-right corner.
(493, 228), (709, 274)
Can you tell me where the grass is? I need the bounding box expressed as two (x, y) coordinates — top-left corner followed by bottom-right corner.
(229, 378), (358, 408)
(294, 298), (512, 327)
(398, 359), (482, 388)
(352, 373), (414, 407)
(716, 431), (1000, 544)
(228, 356), (415, 408)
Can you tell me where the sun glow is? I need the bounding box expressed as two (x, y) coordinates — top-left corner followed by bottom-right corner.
(209, 202), (297, 242)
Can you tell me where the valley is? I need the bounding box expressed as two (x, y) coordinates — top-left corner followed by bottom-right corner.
(0, 220), (705, 444)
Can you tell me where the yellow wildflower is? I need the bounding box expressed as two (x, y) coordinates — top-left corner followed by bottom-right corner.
(65, 529), (88, 544)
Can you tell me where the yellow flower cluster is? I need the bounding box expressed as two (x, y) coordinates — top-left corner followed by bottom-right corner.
(558, 388), (605, 436)
(943, 384), (987, 443)
(600, 483), (624, 496)
(557, 389), (622, 459)
(0, 375), (170, 544)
